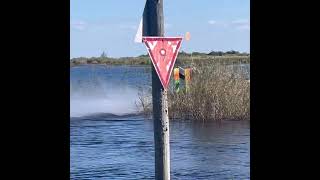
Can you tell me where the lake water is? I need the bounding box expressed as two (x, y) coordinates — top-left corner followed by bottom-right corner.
(70, 65), (250, 179)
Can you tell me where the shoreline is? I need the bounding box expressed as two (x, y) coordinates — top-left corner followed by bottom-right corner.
(71, 55), (250, 67)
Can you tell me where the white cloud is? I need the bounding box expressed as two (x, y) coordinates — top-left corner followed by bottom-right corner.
(232, 19), (250, 31)
(236, 25), (250, 30)
(208, 20), (229, 28)
(165, 23), (172, 29)
(71, 20), (87, 31)
(208, 20), (216, 25)
(232, 19), (249, 25)
(207, 19), (249, 30)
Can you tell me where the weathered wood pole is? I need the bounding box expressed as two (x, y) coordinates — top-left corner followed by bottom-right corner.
(143, 0), (170, 180)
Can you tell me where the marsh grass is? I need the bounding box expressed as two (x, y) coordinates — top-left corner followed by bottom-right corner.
(137, 61), (250, 121)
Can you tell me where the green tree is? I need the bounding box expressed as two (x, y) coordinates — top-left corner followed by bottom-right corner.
(100, 51), (107, 58)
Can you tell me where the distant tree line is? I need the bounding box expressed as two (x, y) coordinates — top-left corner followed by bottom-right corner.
(179, 50), (249, 57)
(70, 50), (249, 66)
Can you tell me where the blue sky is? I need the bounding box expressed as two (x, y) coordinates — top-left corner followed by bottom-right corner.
(71, 0), (250, 58)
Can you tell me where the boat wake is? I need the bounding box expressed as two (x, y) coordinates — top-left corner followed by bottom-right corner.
(70, 82), (140, 118)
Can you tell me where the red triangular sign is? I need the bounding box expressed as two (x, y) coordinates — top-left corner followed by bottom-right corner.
(142, 37), (182, 89)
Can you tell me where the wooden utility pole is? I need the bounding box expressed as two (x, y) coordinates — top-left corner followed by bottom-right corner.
(143, 0), (170, 180)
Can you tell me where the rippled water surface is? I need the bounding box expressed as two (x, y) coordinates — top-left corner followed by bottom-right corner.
(70, 65), (250, 179)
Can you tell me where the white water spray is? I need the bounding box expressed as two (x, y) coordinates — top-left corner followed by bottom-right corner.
(70, 76), (140, 117)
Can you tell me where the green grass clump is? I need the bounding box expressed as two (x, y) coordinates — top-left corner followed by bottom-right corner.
(136, 62), (250, 121)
